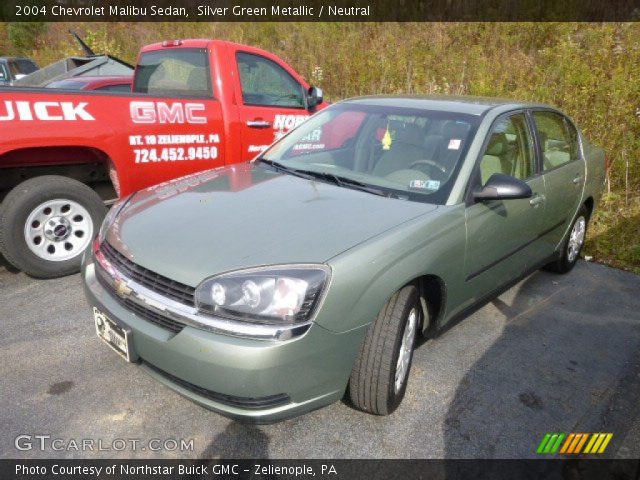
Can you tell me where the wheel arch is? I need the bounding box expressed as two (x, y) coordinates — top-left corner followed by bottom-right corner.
(0, 146), (119, 199)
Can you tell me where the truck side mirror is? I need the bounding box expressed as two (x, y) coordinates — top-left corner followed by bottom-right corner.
(307, 86), (323, 110)
(473, 173), (532, 202)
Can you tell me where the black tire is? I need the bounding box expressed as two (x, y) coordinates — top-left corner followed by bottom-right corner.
(349, 285), (421, 415)
(544, 206), (590, 274)
(0, 176), (106, 278)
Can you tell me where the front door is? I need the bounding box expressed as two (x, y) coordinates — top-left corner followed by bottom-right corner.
(464, 112), (547, 303)
(235, 51), (310, 161)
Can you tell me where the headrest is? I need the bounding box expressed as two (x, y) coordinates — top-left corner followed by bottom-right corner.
(393, 123), (425, 147)
(485, 132), (508, 156)
(442, 120), (471, 140)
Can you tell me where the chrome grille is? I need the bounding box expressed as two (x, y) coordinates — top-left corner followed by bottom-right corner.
(101, 242), (195, 307)
(95, 269), (185, 334)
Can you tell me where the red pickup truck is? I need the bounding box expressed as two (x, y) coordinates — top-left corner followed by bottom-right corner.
(0, 39), (326, 278)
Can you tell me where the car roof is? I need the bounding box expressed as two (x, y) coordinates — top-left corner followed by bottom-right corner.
(342, 95), (551, 115)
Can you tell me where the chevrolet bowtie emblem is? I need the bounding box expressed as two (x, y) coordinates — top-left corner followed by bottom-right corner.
(114, 279), (132, 298)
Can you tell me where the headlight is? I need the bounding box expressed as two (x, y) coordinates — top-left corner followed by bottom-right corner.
(196, 265), (330, 325)
(98, 194), (133, 243)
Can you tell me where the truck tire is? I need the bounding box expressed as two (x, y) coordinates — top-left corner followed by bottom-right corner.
(0, 176), (106, 278)
(349, 285), (420, 415)
(544, 205), (589, 274)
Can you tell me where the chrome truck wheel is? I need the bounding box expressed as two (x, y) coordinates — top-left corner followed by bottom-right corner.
(24, 199), (93, 262)
(0, 176), (106, 278)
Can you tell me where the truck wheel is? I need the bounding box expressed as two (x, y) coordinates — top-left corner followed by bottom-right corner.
(0, 176), (106, 278)
(544, 206), (589, 274)
(349, 285), (420, 415)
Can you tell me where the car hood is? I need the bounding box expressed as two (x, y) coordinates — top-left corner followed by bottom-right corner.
(106, 164), (437, 287)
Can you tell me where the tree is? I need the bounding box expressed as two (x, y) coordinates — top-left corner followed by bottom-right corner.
(7, 23), (47, 55)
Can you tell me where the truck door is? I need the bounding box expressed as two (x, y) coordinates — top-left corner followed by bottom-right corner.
(130, 46), (226, 190)
(234, 51), (310, 161)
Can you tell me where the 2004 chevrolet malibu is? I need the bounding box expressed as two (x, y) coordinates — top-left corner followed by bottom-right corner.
(83, 96), (605, 422)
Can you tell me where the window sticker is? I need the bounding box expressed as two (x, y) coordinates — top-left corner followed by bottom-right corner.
(409, 179), (440, 191)
(448, 139), (462, 150)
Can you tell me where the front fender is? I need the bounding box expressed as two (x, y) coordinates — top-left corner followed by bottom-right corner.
(316, 205), (466, 334)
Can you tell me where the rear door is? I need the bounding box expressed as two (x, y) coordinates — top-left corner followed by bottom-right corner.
(464, 112), (547, 300)
(233, 50), (310, 161)
(531, 110), (585, 252)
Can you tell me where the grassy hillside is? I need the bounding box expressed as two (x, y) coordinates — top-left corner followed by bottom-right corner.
(2, 22), (639, 273)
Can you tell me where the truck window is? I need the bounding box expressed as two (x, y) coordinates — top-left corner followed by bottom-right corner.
(236, 52), (305, 109)
(0, 63), (8, 81)
(134, 48), (212, 97)
(16, 59), (38, 75)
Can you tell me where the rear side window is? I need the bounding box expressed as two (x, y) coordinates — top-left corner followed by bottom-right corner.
(134, 48), (212, 97)
(237, 52), (305, 109)
(533, 111), (579, 170)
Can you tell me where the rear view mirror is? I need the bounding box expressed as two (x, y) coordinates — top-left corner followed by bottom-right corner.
(307, 86), (323, 110)
(473, 173), (532, 201)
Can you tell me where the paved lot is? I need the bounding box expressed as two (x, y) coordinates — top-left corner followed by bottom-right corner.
(1, 260), (640, 459)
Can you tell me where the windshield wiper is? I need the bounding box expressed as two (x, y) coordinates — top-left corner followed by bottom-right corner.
(258, 158), (397, 199)
(299, 170), (397, 199)
(258, 158), (316, 180)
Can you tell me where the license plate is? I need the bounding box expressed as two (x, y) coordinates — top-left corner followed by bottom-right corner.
(94, 307), (132, 362)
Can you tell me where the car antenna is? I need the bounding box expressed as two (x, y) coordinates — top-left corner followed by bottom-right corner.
(69, 30), (96, 57)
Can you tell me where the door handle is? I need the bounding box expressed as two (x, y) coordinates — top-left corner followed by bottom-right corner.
(529, 194), (546, 207)
(572, 174), (584, 185)
(246, 120), (272, 129)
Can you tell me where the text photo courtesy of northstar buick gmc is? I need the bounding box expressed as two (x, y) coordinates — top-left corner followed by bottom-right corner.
(83, 96), (605, 422)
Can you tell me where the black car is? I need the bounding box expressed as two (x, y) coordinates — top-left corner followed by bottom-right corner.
(0, 57), (39, 85)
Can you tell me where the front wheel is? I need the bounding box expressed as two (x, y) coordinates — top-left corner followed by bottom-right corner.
(545, 206), (589, 274)
(0, 176), (107, 278)
(348, 285), (421, 415)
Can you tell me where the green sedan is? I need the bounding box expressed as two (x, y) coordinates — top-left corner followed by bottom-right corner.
(82, 96), (606, 422)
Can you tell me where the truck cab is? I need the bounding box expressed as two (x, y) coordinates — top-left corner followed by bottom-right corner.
(0, 39), (326, 278)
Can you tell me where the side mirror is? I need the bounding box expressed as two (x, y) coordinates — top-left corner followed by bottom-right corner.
(473, 173), (532, 202)
(307, 86), (323, 110)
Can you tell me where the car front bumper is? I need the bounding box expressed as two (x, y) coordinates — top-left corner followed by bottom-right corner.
(82, 261), (366, 423)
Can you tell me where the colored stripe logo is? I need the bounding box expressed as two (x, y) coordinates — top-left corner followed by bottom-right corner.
(537, 433), (613, 454)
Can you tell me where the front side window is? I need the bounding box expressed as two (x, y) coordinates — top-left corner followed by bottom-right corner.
(533, 111), (578, 170)
(134, 48), (211, 97)
(479, 113), (535, 185)
(260, 104), (479, 204)
(237, 52), (305, 109)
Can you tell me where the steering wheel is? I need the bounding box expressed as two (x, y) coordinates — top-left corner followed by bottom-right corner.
(408, 160), (447, 179)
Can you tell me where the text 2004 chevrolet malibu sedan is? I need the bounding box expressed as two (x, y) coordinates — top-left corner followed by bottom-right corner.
(83, 96), (605, 422)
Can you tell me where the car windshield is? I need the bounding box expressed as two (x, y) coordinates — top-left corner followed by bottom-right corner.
(259, 103), (480, 204)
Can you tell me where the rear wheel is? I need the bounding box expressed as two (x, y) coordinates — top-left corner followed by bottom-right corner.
(0, 176), (106, 278)
(349, 285), (421, 415)
(545, 205), (589, 274)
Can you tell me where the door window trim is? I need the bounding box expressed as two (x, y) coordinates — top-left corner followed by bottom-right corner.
(235, 51), (307, 110)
